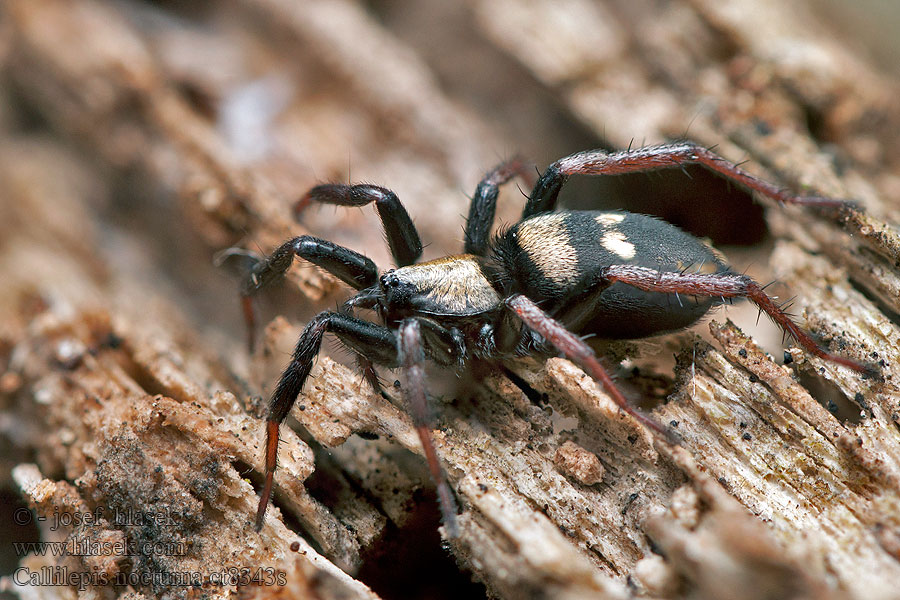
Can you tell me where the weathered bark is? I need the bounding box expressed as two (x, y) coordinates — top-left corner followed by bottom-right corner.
(1, 1), (899, 599)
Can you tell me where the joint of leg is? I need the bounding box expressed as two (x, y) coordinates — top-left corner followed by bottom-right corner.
(367, 186), (395, 208)
(291, 235), (315, 255)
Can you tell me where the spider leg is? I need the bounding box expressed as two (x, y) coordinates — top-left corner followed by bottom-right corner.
(524, 141), (855, 218)
(296, 184), (422, 267)
(602, 265), (876, 376)
(399, 319), (460, 537)
(255, 311), (398, 531)
(239, 236), (378, 351)
(361, 315), (464, 391)
(464, 157), (533, 256)
(505, 294), (671, 440)
(356, 355), (384, 396)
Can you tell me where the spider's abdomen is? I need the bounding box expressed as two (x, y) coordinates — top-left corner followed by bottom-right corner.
(492, 211), (730, 338)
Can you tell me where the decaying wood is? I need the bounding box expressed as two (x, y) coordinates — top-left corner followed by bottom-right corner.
(1, 1), (899, 599)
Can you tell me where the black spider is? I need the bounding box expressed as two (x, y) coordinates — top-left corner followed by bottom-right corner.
(240, 142), (873, 535)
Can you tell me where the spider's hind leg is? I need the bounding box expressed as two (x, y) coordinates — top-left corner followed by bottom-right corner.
(602, 265), (876, 376)
(524, 141), (857, 219)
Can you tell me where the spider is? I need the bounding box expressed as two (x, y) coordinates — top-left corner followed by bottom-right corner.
(240, 142), (874, 535)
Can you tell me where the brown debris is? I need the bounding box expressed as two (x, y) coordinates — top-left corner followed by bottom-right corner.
(554, 440), (606, 486)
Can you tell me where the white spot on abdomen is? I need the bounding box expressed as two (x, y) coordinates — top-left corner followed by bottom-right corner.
(517, 214), (579, 285)
(595, 212), (625, 226)
(601, 231), (636, 259)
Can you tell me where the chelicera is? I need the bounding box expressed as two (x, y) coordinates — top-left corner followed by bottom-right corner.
(241, 141), (874, 535)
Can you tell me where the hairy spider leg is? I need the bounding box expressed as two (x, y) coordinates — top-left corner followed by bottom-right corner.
(602, 265), (876, 376)
(399, 319), (460, 537)
(356, 355), (384, 396)
(295, 184), (423, 267)
(464, 157), (533, 256)
(240, 236), (378, 352)
(255, 311), (398, 531)
(524, 141), (855, 218)
(505, 294), (672, 440)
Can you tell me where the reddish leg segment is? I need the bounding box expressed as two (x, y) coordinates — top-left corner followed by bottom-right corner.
(525, 142), (854, 218)
(603, 265), (875, 376)
(399, 320), (460, 537)
(506, 294), (671, 439)
(255, 312), (399, 531)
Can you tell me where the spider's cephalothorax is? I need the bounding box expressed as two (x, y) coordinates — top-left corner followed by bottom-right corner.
(241, 143), (874, 536)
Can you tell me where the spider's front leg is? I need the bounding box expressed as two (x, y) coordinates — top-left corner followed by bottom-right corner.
(256, 311), (464, 535)
(295, 184), (423, 267)
(237, 236), (378, 352)
(255, 311), (397, 530)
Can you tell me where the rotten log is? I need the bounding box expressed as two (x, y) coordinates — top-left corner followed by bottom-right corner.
(1, 1), (899, 599)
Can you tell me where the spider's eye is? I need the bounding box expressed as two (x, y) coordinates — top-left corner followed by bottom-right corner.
(379, 271), (416, 308)
(381, 272), (400, 288)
